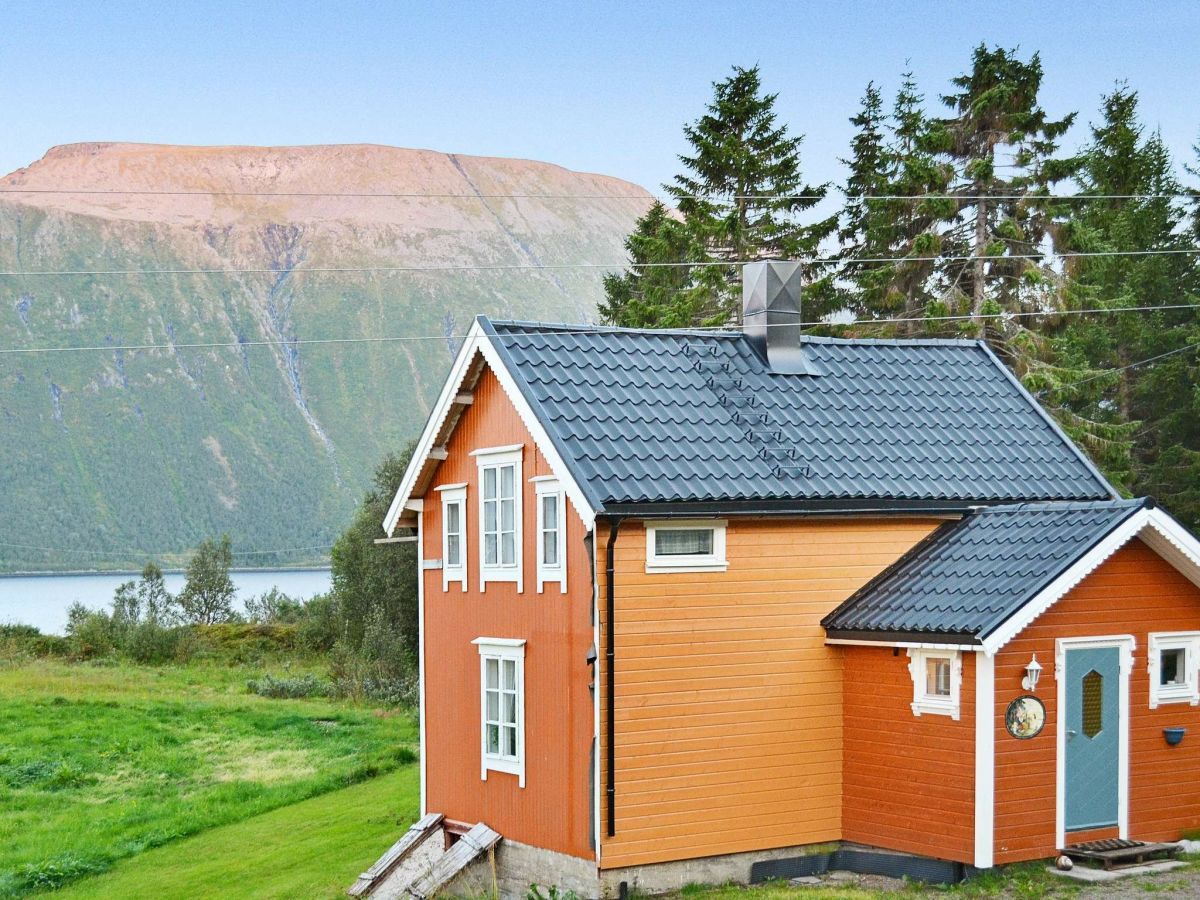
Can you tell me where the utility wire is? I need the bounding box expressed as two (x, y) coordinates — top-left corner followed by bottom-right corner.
(1, 302), (1196, 356)
(1, 187), (1197, 202)
(1064, 341), (1200, 390)
(1, 247), (1198, 278)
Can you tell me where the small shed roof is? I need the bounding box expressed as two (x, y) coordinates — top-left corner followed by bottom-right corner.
(822, 498), (1151, 644)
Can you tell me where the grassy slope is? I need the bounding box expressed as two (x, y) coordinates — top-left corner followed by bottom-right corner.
(0, 660), (414, 897)
(53, 765), (419, 900)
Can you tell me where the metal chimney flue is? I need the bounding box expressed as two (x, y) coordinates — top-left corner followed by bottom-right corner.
(742, 260), (821, 375)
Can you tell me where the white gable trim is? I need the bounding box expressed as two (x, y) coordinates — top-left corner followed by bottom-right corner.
(383, 320), (596, 536)
(981, 507), (1200, 655)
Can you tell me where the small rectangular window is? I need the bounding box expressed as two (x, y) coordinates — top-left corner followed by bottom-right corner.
(474, 637), (525, 787)
(1149, 633), (1200, 707)
(908, 648), (961, 720)
(436, 485), (467, 590)
(645, 521), (728, 573)
(926, 657), (952, 697)
(533, 477), (567, 593)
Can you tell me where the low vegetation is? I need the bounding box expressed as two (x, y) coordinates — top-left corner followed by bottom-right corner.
(0, 659), (415, 897)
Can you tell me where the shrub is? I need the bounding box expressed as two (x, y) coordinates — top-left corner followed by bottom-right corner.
(246, 673), (333, 699)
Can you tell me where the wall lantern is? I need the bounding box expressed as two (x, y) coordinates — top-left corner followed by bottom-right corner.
(1022, 654), (1043, 692)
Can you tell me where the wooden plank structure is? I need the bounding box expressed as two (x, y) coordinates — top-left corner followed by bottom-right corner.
(348, 813), (444, 897)
(1063, 838), (1181, 870)
(405, 822), (502, 900)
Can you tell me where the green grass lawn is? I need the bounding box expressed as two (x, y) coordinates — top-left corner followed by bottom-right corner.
(0, 659), (415, 897)
(52, 765), (419, 900)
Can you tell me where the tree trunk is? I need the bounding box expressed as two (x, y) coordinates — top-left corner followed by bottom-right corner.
(972, 191), (987, 321)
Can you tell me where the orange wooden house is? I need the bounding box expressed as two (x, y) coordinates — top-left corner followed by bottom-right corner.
(376, 263), (1200, 895)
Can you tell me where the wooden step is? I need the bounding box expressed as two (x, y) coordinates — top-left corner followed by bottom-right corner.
(1063, 838), (1182, 870)
(348, 813), (444, 897)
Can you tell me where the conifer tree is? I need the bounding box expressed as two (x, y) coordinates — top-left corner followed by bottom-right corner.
(598, 201), (709, 327)
(1028, 86), (1197, 495)
(930, 45), (1079, 334)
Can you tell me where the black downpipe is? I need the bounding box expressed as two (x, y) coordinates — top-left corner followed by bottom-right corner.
(605, 517), (622, 837)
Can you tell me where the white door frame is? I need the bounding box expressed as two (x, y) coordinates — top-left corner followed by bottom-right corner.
(1054, 634), (1136, 850)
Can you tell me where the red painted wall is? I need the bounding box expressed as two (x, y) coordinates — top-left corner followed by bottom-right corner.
(419, 368), (595, 860)
(994, 539), (1200, 863)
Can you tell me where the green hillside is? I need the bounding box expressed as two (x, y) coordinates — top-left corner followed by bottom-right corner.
(0, 143), (651, 571)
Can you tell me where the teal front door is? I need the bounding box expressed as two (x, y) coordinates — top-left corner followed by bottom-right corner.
(1064, 646), (1121, 831)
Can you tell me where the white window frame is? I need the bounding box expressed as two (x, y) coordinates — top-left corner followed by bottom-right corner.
(472, 637), (526, 787)
(644, 520), (728, 573)
(907, 647), (962, 720)
(436, 484), (467, 591)
(532, 476), (566, 594)
(1148, 632), (1200, 708)
(471, 445), (523, 592)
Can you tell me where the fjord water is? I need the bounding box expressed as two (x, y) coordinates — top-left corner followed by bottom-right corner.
(0, 568), (332, 634)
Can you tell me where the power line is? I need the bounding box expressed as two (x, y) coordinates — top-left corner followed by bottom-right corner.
(1, 247), (1198, 278)
(1, 187), (1197, 202)
(1065, 341), (1200, 390)
(1, 302), (1195, 356)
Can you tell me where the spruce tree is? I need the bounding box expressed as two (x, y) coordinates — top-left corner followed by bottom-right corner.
(669, 65), (835, 324)
(598, 202), (709, 327)
(930, 45), (1079, 334)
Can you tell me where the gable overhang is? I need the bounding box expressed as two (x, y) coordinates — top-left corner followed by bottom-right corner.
(382, 319), (597, 537)
(980, 505), (1200, 655)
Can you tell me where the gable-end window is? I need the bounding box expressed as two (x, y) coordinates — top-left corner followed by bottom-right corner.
(472, 637), (525, 787)
(471, 445), (523, 591)
(532, 476), (566, 594)
(907, 648), (962, 720)
(436, 484), (467, 591)
(645, 520), (728, 573)
(1149, 632), (1200, 708)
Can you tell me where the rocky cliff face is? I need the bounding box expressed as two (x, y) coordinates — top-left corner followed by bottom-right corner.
(0, 143), (652, 570)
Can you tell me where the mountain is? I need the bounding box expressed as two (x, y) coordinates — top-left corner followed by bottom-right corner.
(0, 143), (653, 572)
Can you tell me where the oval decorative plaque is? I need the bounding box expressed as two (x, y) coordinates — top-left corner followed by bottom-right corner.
(1006, 695), (1046, 740)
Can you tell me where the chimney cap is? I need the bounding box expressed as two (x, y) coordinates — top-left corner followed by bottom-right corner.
(742, 260), (822, 376)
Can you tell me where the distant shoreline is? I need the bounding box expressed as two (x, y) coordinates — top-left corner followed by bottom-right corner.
(0, 566), (332, 579)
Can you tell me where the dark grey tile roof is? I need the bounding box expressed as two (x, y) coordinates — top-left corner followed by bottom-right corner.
(821, 498), (1149, 640)
(482, 318), (1114, 509)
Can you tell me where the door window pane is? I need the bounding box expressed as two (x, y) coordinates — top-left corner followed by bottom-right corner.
(1082, 669), (1104, 738)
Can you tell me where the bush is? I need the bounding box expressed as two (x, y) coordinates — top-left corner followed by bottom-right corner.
(295, 593), (341, 653)
(246, 673), (333, 699)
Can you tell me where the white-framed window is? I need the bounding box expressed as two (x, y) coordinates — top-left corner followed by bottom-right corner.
(645, 520), (728, 573)
(907, 648), (962, 720)
(1149, 632), (1200, 708)
(472, 637), (526, 787)
(532, 476), (566, 594)
(471, 445), (523, 591)
(436, 484), (467, 591)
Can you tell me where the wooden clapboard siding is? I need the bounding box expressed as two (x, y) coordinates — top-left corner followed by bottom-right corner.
(419, 368), (595, 860)
(841, 645), (976, 863)
(598, 517), (942, 869)
(993, 539), (1200, 864)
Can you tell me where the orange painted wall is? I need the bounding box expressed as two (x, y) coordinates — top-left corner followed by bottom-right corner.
(841, 646), (976, 864)
(419, 368), (595, 860)
(993, 539), (1200, 864)
(597, 517), (943, 869)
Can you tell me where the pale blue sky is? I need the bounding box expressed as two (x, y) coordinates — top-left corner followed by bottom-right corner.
(3, 1), (1198, 192)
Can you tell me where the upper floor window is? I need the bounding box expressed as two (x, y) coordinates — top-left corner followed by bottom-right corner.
(471, 445), (523, 591)
(532, 477), (566, 593)
(907, 648), (962, 720)
(1149, 632), (1200, 708)
(436, 484), (467, 591)
(645, 520), (728, 573)
(473, 637), (526, 787)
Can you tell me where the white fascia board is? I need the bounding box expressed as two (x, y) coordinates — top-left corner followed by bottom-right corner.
(383, 320), (597, 536)
(826, 638), (982, 652)
(981, 506), (1200, 655)
(383, 322), (486, 536)
(974, 651), (995, 869)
